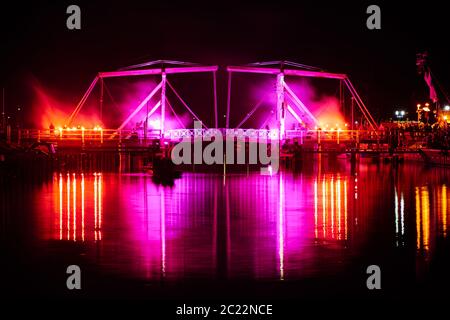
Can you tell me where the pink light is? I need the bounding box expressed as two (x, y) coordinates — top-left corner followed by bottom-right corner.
(116, 81), (162, 131)
(283, 82), (319, 125)
(269, 129), (279, 139)
(287, 105), (303, 124)
(73, 174), (76, 241)
(94, 173), (98, 241)
(278, 172), (285, 280)
(227, 66), (347, 79)
(99, 66), (218, 79)
(149, 118), (161, 130)
(67, 173), (70, 240)
(81, 173), (85, 242)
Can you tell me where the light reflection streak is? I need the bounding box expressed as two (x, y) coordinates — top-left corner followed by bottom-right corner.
(337, 176), (341, 240)
(226, 182), (231, 277)
(98, 173), (102, 241)
(344, 180), (347, 240)
(55, 172), (102, 241)
(322, 179), (326, 238)
(400, 192), (405, 236)
(394, 188), (405, 246)
(59, 174), (63, 240)
(81, 173), (85, 242)
(73, 173), (76, 241)
(415, 186), (430, 251)
(395, 189), (399, 235)
(161, 187), (166, 277)
(421, 187), (430, 250)
(94, 173), (98, 241)
(314, 180), (318, 239)
(441, 185), (447, 237)
(278, 172), (284, 280)
(415, 187), (421, 250)
(67, 173), (70, 240)
(213, 182), (218, 270)
(331, 177), (334, 236)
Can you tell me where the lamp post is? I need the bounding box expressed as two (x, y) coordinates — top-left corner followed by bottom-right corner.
(417, 103), (431, 124)
(422, 104), (431, 124)
(417, 104), (421, 123)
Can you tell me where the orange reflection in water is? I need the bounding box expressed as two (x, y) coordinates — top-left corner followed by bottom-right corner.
(55, 172), (103, 241)
(314, 175), (348, 241)
(439, 184), (448, 237)
(415, 186), (430, 251)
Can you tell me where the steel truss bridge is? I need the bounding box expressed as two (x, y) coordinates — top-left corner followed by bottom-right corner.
(19, 60), (386, 150)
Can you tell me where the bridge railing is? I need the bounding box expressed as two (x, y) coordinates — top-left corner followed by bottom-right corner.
(15, 128), (428, 150)
(16, 128), (384, 142)
(162, 128), (375, 140)
(17, 128), (162, 144)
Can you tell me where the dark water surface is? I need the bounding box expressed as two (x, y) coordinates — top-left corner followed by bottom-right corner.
(1, 158), (450, 300)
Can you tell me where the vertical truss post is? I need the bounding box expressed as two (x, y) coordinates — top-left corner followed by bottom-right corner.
(351, 97), (355, 130)
(226, 71), (232, 128)
(339, 79), (344, 119)
(276, 72), (285, 140)
(144, 101), (148, 144)
(213, 71), (218, 128)
(99, 77), (104, 123)
(161, 72), (167, 138)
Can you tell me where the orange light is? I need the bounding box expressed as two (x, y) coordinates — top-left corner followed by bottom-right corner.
(425, 103), (430, 107)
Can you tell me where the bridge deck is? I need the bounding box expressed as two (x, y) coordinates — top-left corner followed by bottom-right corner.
(12, 128), (427, 154)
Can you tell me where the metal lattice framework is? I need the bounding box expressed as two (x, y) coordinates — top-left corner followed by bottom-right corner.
(66, 60), (219, 138)
(226, 61), (378, 139)
(66, 60), (377, 141)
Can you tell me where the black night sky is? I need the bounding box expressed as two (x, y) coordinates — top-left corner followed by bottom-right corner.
(1, 1), (449, 126)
